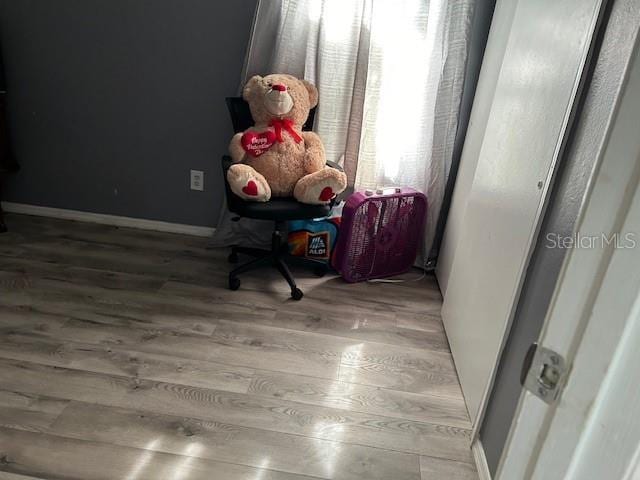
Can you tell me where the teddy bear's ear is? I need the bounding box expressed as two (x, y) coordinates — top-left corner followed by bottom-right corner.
(301, 80), (319, 108)
(242, 75), (262, 101)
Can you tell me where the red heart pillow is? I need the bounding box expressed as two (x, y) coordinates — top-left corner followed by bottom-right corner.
(241, 130), (276, 157)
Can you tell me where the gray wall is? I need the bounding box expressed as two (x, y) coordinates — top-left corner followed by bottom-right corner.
(0, 0), (256, 226)
(480, 0), (640, 473)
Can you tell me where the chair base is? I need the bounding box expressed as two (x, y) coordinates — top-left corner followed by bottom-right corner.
(228, 223), (328, 300)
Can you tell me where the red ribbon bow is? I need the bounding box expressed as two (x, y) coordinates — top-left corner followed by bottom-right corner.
(269, 118), (303, 144)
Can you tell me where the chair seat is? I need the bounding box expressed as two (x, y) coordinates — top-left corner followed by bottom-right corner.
(229, 196), (330, 221)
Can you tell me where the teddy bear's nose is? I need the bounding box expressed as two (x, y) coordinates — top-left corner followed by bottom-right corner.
(272, 84), (287, 92)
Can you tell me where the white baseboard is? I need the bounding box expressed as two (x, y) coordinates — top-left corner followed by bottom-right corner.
(2, 202), (215, 237)
(472, 439), (492, 480)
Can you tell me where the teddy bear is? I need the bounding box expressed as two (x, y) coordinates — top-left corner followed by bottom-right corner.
(227, 74), (347, 205)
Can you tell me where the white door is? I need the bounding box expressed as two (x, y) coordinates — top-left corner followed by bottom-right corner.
(498, 35), (640, 480)
(440, 0), (604, 427)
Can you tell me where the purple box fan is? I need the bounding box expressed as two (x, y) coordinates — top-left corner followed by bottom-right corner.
(332, 187), (428, 282)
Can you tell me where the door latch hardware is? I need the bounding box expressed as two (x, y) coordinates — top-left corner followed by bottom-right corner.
(521, 343), (566, 404)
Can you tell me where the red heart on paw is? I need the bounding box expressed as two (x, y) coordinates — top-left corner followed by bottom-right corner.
(242, 180), (258, 196)
(319, 187), (335, 201)
(241, 130), (276, 157)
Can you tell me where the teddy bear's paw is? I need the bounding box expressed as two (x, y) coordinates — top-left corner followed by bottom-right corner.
(227, 164), (271, 202)
(294, 168), (347, 205)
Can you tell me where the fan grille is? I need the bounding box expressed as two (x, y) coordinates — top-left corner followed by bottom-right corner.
(341, 193), (426, 282)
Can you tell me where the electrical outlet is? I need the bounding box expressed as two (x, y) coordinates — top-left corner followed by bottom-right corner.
(190, 170), (204, 191)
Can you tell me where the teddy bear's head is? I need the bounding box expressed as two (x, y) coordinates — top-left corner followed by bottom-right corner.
(242, 74), (318, 126)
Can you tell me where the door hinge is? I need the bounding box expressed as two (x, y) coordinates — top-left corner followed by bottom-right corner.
(520, 343), (566, 404)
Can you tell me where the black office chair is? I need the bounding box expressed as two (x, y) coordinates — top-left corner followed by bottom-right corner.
(222, 97), (341, 300)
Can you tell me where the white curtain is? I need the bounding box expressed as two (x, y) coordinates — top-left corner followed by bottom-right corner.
(214, 0), (474, 261)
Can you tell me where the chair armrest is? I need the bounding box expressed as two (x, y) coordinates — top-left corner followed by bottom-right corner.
(224, 155), (341, 173)
(222, 155), (233, 171)
(326, 160), (343, 172)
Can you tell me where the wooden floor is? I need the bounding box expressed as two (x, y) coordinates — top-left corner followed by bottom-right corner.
(0, 213), (477, 480)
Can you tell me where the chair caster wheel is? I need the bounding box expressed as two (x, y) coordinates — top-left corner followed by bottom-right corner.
(228, 252), (238, 264)
(229, 277), (241, 291)
(313, 264), (329, 277)
(291, 287), (304, 301)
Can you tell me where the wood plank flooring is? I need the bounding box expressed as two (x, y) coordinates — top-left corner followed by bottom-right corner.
(0, 213), (477, 480)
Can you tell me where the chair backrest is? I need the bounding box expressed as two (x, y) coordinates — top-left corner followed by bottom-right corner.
(225, 97), (317, 133)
